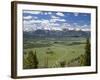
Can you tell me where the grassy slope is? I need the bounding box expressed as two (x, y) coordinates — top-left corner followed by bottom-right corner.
(24, 38), (86, 68)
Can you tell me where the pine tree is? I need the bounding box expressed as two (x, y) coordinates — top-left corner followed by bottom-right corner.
(26, 50), (38, 69)
(23, 51), (27, 69)
(85, 38), (91, 66)
(33, 50), (39, 68)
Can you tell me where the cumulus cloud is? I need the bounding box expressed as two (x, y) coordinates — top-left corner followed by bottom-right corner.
(50, 19), (66, 23)
(23, 11), (41, 14)
(44, 12), (48, 15)
(62, 23), (71, 27)
(33, 16), (38, 19)
(56, 12), (64, 16)
(43, 12), (52, 15)
(24, 18), (69, 31)
(82, 24), (90, 28)
(29, 20), (42, 23)
(58, 19), (66, 22)
(23, 20), (30, 25)
(23, 15), (32, 20)
(23, 11), (90, 31)
(50, 23), (60, 26)
(51, 15), (59, 19)
(23, 18), (61, 31)
(42, 20), (49, 24)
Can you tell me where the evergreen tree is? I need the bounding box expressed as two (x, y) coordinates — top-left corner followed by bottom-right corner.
(33, 50), (39, 68)
(23, 51), (27, 69)
(26, 50), (38, 69)
(85, 38), (91, 66)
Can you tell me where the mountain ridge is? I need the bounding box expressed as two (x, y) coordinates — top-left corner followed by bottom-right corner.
(23, 29), (90, 38)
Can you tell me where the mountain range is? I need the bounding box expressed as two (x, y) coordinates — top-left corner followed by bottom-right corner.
(23, 29), (90, 38)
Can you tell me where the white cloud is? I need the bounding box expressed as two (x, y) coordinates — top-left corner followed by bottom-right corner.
(23, 16), (38, 20)
(33, 16), (38, 19)
(81, 24), (90, 31)
(74, 13), (79, 16)
(82, 24), (90, 28)
(24, 19), (50, 25)
(23, 19), (61, 31)
(24, 19), (50, 31)
(23, 24), (35, 31)
(58, 19), (66, 22)
(51, 16), (59, 19)
(42, 19), (49, 24)
(23, 11), (41, 14)
(50, 19), (66, 22)
(75, 28), (81, 31)
(24, 18), (90, 31)
(23, 20), (30, 25)
(42, 23), (60, 30)
(48, 12), (52, 15)
(62, 23), (71, 27)
(23, 18), (67, 31)
(23, 16), (32, 20)
(71, 23), (90, 31)
(44, 12), (48, 15)
(29, 20), (42, 23)
(56, 12), (64, 16)
(51, 27), (62, 31)
(43, 12), (52, 15)
(82, 28), (90, 31)
(50, 19), (57, 22)
(50, 23), (60, 26)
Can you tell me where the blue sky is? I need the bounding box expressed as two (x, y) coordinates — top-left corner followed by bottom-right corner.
(23, 10), (91, 31)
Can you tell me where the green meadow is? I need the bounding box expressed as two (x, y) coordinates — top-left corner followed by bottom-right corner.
(23, 37), (87, 69)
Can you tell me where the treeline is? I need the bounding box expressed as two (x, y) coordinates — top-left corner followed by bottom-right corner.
(24, 43), (52, 49)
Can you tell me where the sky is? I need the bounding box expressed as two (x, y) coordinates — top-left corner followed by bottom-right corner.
(23, 10), (91, 31)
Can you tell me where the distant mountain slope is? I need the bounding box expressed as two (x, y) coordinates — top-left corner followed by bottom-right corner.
(23, 29), (90, 38)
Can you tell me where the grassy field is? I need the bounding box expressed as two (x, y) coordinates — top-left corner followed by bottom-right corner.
(23, 37), (87, 69)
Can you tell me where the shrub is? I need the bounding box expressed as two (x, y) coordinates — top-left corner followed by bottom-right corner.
(59, 60), (66, 67)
